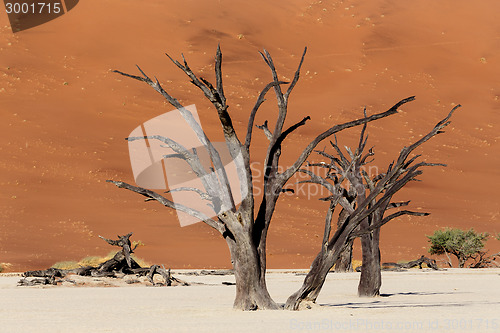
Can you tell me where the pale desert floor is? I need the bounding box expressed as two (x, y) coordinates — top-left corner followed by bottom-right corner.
(1, 269), (499, 333)
(1, 0), (500, 272)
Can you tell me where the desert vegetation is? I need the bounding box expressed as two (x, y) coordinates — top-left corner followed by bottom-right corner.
(428, 228), (500, 268)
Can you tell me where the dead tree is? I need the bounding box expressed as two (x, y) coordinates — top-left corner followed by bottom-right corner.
(21, 233), (177, 286)
(97, 233), (141, 272)
(107, 46), (412, 310)
(285, 106), (459, 310)
(18, 276), (57, 286)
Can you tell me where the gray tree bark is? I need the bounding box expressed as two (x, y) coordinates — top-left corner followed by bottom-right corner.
(358, 227), (381, 297)
(334, 240), (353, 272)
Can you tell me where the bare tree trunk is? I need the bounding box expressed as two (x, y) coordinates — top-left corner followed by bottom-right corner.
(442, 247), (453, 267)
(285, 251), (335, 310)
(335, 239), (353, 272)
(358, 228), (381, 297)
(458, 256), (466, 268)
(285, 209), (352, 310)
(226, 230), (279, 310)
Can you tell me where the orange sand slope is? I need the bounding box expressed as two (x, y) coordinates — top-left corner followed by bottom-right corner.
(0, 0), (499, 271)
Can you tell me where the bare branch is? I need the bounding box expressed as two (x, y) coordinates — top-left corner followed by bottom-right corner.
(115, 54), (239, 211)
(387, 201), (411, 209)
(98, 235), (120, 247)
(263, 116), (311, 183)
(279, 96), (416, 185)
(215, 44), (226, 105)
(244, 81), (288, 150)
(127, 135), (222, 206)
(256, 120), (273, 141)
(357, 107), (368, 153)
(396, 104), (461, 168)
(322, 198), (339, 254)
(284, 47), (307, 100)
(164, 53), (215, 102)
(350, 211), (429, 238)
(330, 136), (349, 166)
(297, 169), (336, 193)
(278, 116), (311, 143)
(165, 187), (213, 201)
(106, 180), (223, 233)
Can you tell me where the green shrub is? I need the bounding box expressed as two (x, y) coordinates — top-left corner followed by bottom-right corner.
(427, 228), (488, 268)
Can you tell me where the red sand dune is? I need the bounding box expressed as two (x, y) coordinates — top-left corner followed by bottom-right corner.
(1, 0), (499, 271)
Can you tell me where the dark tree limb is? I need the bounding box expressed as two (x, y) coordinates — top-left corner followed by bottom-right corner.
(114, 66), (237, 215)
(18, 277), (57, 286)
(244, 81), (288, 150)
(106, 180), (223, 233)
(350, 210), (430, 238)
(256, 120), (273, 141)
(165, 187), (213, 201)
(278, 96), (416, 185)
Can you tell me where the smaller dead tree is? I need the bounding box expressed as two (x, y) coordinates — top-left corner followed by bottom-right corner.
(285, 104), (459, 310)
(20, 233), (182, 286)
(97, 233), (141, 273)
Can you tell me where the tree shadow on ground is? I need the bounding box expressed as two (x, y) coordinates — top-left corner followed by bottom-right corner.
(320, 299), (500, 309)
(379, 291), (458, 297)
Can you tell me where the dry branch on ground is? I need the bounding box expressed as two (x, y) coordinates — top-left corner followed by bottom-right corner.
(19, 233), (187, 287)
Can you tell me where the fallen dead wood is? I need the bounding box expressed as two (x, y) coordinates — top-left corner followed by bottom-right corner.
(18, 276), (57, 286)
(19, 233), (188, 287)
(381, 255), (439, 271)
(178, 269), (234, 276)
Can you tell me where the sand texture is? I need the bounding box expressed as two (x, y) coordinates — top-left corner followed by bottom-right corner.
(1, 269), (499, 332)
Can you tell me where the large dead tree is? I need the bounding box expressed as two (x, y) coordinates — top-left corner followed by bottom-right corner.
(107, 46), (412, 310)
(285, 106), (459, 310)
